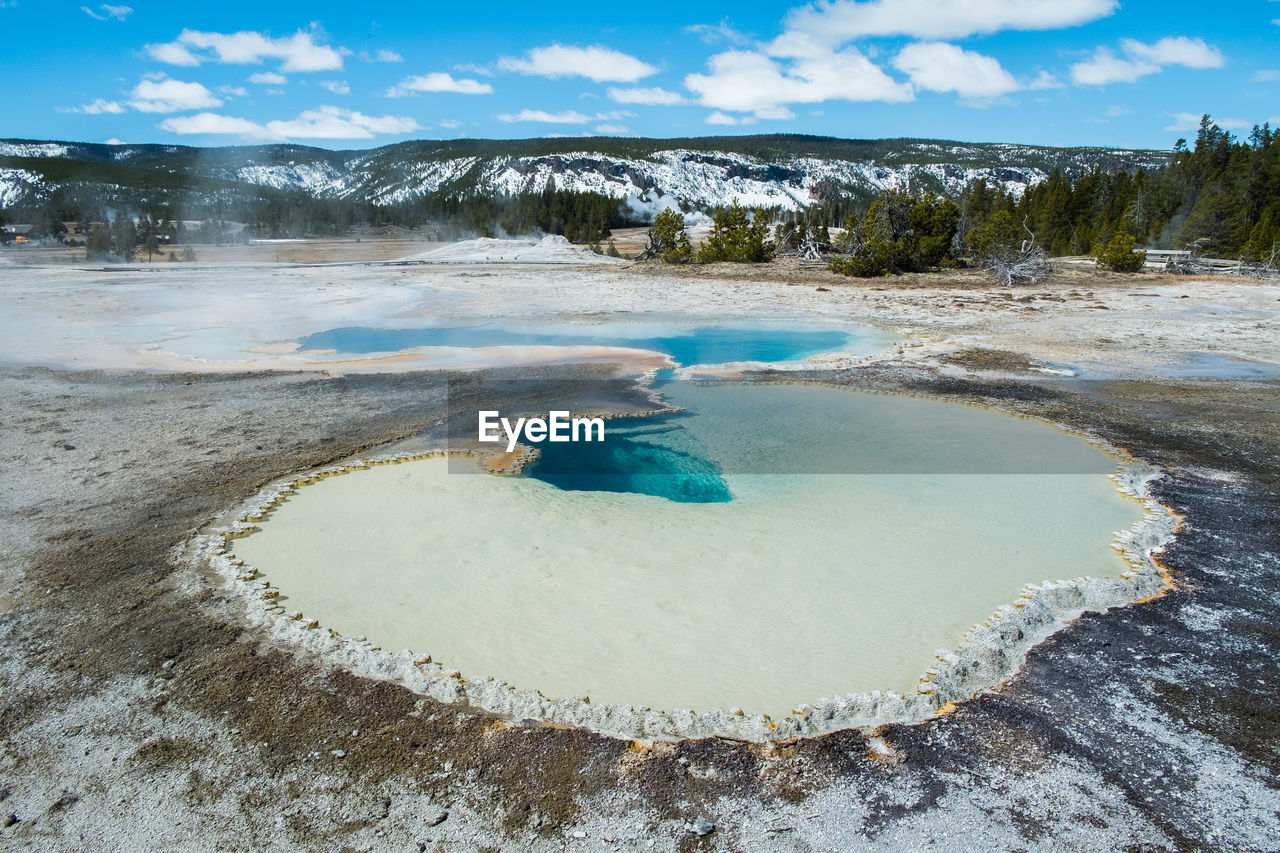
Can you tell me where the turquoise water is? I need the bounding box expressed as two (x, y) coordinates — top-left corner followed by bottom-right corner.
(530, 413), (732, 503)
(297, 322), (891, 366)
(530, 382), (1118, 502)
(233, 383), (1143, 713)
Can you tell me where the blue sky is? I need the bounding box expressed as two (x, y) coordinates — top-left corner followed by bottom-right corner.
(1, 0), (1277, 150)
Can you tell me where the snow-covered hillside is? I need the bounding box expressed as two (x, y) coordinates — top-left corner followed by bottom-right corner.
(205, 144), (1167, 212)
(0, 136), (1169, 216)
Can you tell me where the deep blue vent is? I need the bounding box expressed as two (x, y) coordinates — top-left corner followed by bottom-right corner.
(297, 324), (858, 366)
(528, 416), (732, 503)
(299, 324), (894, 502)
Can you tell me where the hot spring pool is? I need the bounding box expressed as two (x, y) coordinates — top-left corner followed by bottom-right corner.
(231, 384), (1148, 719)
(296, 321), (896, 366)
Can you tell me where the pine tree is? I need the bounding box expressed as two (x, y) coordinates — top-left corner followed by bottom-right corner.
(697, 202), (774, 263)
(829, 190), (960, 276)
(643, 208), (694, 263)
(112, 215), (137, 262)
(86, 225), (110, 259)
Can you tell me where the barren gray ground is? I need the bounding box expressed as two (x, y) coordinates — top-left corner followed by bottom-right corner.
(1, 256), (1279, 851)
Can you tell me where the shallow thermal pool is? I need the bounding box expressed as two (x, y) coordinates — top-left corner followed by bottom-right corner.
(296, 321), (896, 365)
(233, 384), (1144, 718)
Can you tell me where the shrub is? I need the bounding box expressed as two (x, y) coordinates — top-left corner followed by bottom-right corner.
(641, 208), (693, 263)
(697, 202), (774, 263)
(968, 210), (1024, 262)
(970, 211), (1052, 285)
(1094, 233), (1147, 272)
(829, 190), (959, 277)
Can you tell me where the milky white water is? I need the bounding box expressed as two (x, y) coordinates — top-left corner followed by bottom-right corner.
(233, 385), (1143, 718)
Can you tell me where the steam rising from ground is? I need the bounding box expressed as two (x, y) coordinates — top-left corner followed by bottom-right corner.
(401, 235), (625, 264)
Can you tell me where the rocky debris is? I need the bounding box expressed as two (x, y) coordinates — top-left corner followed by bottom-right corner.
(423, 805), (448, 827)
(866, 735), (907, 764)
(690, 818), (715, 836)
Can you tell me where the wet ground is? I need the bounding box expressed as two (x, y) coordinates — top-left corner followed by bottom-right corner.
(2, 356), (1278, 850)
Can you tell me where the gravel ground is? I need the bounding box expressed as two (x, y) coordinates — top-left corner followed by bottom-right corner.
(1, 259), (1278, 851)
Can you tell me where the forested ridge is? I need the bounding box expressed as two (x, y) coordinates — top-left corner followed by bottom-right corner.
(952, 116), (1280, 260)
(2, 117), (1276, 263)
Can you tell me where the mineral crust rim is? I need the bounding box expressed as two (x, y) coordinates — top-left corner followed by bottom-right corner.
(198, 409), (1179, 743)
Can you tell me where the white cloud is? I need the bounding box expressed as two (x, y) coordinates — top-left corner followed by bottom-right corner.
(217, 85), (248, 97)
(1121, 36), (1225, 69)
(685, 20), (750, 45)
(82, 4), (131, 20)
(146, 28), (344, 72)
(1164, 113), (1251, 132)
(453, 62), (494, 77)
(756, 106), (797, 120)
(127, 78), (222, 113)
(1026, 70), (1063, 90)
(319, 80), (350, 95)
(159, 105), (420, 140)
(594, 123), (630, 134)
(1071, 48), (1155, 85)
(1253, 69), (1280, 83)
(439, 119), (462, 129)
(58, 98), (125, 114)
(104, 138), (125, 145)
(892, 42), (1019, 99)
(705, 111), (750, 125)
(607, 86), (689, 105)
(385, 72), (493, 97)
(248, 72), (286, 85)
(147, 42), (200, 66)
(780, 0), (1117, 44)
(495, 109), (591, 124)
(360, 49), (402, 63)
(498, 45), (656, 82)
(158, 113), (263, 136)
(1072, 37), (1224, 86)
(685, 47), (912, 117)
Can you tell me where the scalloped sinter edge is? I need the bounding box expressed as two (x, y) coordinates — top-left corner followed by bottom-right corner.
(200, 449), (1177, 743)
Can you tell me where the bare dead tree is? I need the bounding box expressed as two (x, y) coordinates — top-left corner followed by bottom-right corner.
(795, 236), (829, 260)
(634, 234), (660, 261)
(981, 216), (1052, 286)
(1164, 238), (1213, 275)
(635, 212), (693, 262)
(1234, 242), (1280, 281)
(775, 222), (832, 260)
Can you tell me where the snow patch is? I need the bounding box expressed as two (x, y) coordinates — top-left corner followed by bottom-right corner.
(0, 168), (44, 207)
(400, 235), (624, 264)
(0, 142), (70, 158)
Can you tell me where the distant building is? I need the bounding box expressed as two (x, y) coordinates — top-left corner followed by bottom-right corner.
(1, 224), (34, 245)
